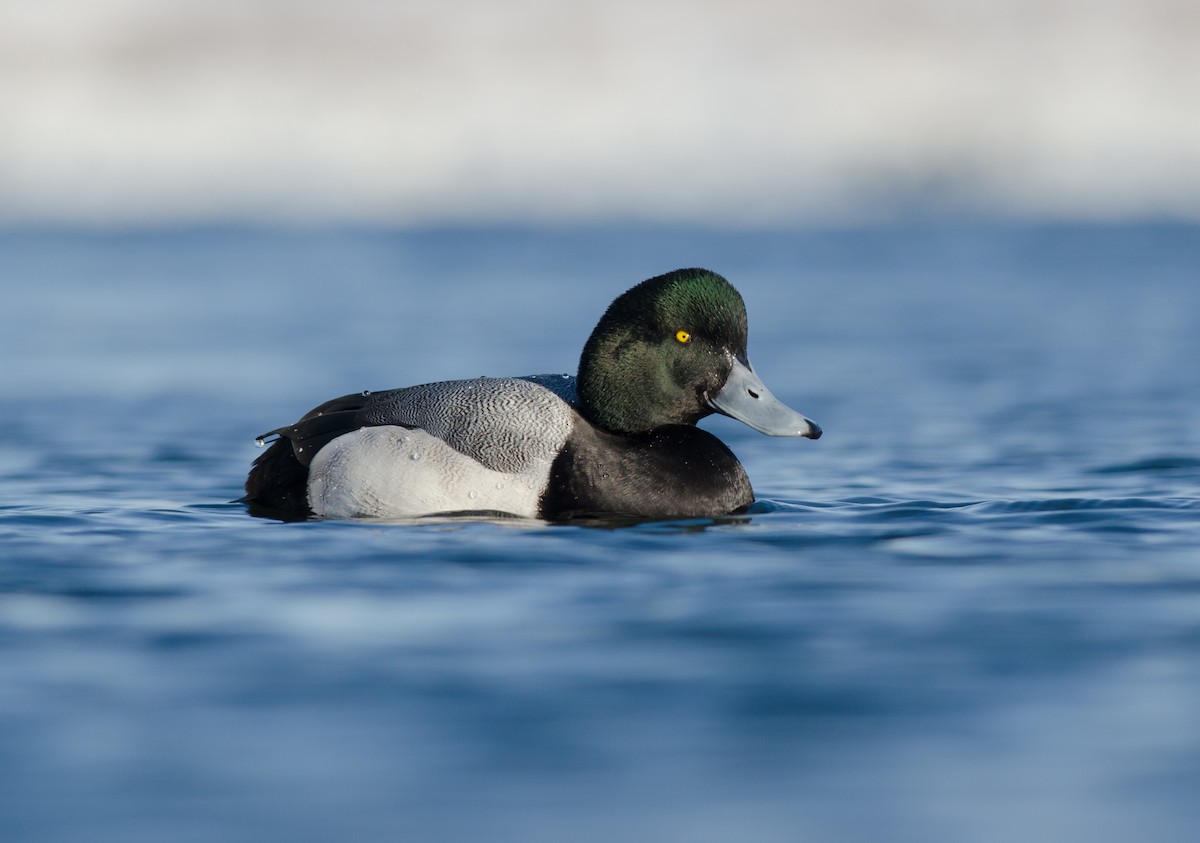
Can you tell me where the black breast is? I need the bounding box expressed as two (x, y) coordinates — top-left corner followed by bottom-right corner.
(539, 424), (753, 520)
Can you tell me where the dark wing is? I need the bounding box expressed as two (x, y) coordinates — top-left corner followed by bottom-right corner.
(259, 392), (376, 467)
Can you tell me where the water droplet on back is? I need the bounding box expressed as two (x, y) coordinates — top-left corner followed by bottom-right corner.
(410, 452), (423, 461)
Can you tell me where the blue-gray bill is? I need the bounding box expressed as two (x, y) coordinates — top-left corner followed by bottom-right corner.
(707, 357), (822, 438)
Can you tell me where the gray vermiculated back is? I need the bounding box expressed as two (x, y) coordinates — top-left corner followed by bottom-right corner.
(359, 377), (575, 474)
(517, 373), (579, 406)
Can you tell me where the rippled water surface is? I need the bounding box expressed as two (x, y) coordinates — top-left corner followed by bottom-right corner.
(2, 224), (1199, 842)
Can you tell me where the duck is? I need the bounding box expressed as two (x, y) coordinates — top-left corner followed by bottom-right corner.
(242, 268), (821, 521)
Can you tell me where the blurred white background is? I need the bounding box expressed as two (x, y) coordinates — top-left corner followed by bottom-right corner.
(2, 0), (1197, 225)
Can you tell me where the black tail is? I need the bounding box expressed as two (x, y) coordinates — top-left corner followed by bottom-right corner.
(241, 438), (314, 520)
(240, 391), (378, 520)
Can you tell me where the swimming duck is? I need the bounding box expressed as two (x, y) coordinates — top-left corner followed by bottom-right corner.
(243, 268), (821, 520)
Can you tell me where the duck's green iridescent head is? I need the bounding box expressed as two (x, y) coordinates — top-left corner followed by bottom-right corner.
(577, 268), (821, 439)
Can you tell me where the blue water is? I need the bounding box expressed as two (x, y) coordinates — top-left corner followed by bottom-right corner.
(2, 223), (1199, 842)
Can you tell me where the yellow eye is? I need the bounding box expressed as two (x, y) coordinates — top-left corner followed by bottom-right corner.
(676, 330), (691, 344)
